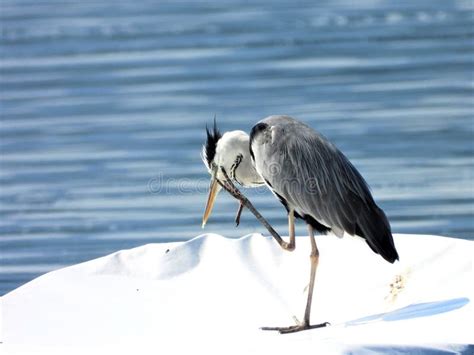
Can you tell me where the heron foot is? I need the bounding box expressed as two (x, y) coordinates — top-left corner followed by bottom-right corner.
(261, 321), (329, 334)
(234, 202), (244, 227)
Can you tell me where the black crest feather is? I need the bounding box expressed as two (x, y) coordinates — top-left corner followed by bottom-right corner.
(203, 116), (222, 169)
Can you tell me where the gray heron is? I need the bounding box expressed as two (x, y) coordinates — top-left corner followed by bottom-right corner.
(201, 115), (399, 334)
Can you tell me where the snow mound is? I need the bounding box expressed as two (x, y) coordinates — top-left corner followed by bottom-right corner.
(1, 233), (473, 354)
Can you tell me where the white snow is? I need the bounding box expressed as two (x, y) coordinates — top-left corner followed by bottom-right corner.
(1, 233), (473, 354)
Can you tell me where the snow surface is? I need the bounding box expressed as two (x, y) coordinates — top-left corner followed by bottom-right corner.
(1, 233), (473, 354)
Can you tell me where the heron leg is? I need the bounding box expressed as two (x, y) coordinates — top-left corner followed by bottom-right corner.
(303, 224), (319, 325)
(217, 167), (291, 250)
(282, 209), (295, 251)
(261, 225), (329, 334)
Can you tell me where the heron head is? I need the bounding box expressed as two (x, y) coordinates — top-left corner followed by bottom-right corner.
(201, 121), (263, 228)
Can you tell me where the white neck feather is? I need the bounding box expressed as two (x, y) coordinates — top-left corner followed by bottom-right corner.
(215, 131), (264, 187)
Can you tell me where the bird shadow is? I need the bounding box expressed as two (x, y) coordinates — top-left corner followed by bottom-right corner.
(345, 297), (469, 326)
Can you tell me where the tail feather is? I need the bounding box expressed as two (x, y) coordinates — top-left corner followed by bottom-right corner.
(356, 205), (399, 263)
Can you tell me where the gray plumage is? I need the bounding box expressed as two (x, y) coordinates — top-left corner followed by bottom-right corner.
(250, 115), (398, 263)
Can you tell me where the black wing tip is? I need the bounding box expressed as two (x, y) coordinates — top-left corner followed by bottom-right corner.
(357, 206), (400, 264)
(363, 230), (399, 263)
(383, 246), (400, 263)
(376, 211), (399, 263)
(203, 116), (222, 168)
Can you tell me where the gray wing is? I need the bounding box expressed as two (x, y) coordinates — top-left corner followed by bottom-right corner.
(250, 115), (398, 263)
(251, 115), (374, 238)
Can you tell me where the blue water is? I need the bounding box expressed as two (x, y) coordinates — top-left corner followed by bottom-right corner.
(1, 0), (473, 295)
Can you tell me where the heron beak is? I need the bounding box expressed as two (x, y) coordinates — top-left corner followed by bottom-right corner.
(202, 177), (221, 228)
